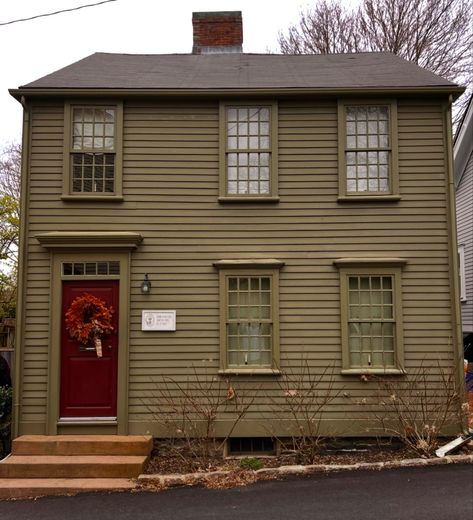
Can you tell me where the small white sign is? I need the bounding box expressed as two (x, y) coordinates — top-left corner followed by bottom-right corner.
(142, 310), (176, 331)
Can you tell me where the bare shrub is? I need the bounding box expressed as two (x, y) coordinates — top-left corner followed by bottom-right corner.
(370, 361), (468, 457)
(268, 360), (342, 465)
(147, 370), (255, 472)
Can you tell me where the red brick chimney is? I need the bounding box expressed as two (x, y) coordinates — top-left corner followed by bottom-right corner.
(192, 11), (243, 54)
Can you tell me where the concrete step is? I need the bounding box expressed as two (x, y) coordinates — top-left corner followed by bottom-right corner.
(0, 478), (137, 500)
(12, 435), (153, 456)
(0, 455), (148, 479)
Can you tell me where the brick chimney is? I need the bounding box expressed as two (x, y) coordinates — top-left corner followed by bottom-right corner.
(192, 11), (243, 54)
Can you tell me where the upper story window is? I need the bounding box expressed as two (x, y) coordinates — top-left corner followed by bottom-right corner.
(338, 100), (399, 201)
(219, 102), (279, 202)
(72, 107), (115, 193)
(62, 102), (123, 200)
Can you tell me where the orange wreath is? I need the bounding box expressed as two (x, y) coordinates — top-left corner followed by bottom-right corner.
(65, 293), (114, 346)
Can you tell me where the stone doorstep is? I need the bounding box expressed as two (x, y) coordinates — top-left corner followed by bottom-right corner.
(0, 455), (148, 479)
(12, 435), (153, 456)
(0, 478), (137, 500)
(0, 435), (154, 500)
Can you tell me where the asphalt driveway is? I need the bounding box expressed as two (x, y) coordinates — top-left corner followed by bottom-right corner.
(0, 464), (472, 520)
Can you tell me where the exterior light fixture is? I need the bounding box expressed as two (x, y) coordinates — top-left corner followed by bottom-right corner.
(141, 273), (151, 294)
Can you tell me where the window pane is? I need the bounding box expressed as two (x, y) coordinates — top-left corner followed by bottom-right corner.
(260, 108), (270, 121)
(63, 263), (73, 275)
(260, 181), (270, 194)
(228, 108), (237, 121)
(249, 136), (259, 149)
(84, 109), (94, 122)
(238, 108), (248, 121)
(259, 167), (270, 182)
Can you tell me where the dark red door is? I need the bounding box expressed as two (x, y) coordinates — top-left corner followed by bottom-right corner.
(60, 280), (119, 418)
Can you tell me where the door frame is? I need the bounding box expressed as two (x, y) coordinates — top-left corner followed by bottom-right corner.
(47, 251), (131, 435)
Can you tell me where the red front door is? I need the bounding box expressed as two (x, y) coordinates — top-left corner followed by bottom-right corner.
(60, 280), (119, 418)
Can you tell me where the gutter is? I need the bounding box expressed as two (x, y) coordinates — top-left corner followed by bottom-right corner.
(13, 97), (31, 438)
(8, 86), (465, 101)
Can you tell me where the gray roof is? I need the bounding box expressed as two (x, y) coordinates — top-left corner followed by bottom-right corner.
(19, 52), (458, 91)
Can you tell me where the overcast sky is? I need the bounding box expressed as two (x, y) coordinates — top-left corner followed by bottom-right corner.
(0, 0), (361, 145)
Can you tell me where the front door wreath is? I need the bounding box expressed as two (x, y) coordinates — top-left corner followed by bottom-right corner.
(65, 293), (115, 358)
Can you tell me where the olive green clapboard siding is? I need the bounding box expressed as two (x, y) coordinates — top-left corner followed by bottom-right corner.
(18, 98), (459, 435)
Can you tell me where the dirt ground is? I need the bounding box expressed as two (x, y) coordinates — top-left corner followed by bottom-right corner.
(144, 438), (472, 475)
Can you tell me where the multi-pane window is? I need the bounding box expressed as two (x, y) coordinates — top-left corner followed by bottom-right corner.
(338, 101), (398, 198)
(347, 275), (395, 368)
(336, 262), (404, 374)
(71, 107), (116, 193)
(346, 106), (389, 193)
(220, 103), (277, 199)
(62, 261), (120, 276)
(226, 275), (273, 367)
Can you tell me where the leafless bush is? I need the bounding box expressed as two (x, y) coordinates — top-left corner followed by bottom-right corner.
(268, 360), (342, 464)
(369, 361), (468, 457)
(147, 370), (255, 472)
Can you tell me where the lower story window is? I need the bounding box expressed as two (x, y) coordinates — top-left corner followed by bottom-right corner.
(347, 275), (395, 368)
(215, 262), (282, 372)
(335, 261), (405, 374)
(227, 275), (273, 367)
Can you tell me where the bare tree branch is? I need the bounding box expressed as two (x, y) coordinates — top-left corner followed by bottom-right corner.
(278, 0), (473, 127)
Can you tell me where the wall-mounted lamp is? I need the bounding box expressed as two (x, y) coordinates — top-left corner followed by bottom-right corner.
(141, 273), (152, 294)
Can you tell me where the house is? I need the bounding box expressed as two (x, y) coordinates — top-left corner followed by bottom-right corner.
(8, 11), (465, 442)
(454, 94), (473, 345)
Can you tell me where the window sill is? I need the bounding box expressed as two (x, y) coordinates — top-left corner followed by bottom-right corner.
(61, 195), (124, 202)
(218, 368), (281, 376)
(218, 196), (280, 204)
(337, 195), (401, 203)
(341, 368), (405, 376)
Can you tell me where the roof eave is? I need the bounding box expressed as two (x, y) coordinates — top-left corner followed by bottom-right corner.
(9, 85), (465, 101)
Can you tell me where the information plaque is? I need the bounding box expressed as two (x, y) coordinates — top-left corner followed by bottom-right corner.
(142, 310), (176, 331)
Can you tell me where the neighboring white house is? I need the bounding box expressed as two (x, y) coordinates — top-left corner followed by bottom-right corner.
(454, 94), (473, 338)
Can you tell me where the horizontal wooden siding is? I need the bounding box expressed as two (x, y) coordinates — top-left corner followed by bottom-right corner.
(20, 98), (457, 435)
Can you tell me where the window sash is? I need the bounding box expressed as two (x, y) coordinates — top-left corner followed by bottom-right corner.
(71, 107), (116, 152)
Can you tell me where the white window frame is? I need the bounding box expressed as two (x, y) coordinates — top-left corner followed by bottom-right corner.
(458, 245), (467, 302)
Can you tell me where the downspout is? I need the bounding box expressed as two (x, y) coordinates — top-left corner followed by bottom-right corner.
(443, 95), (466, 426)
(13, 96), (31, 438)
